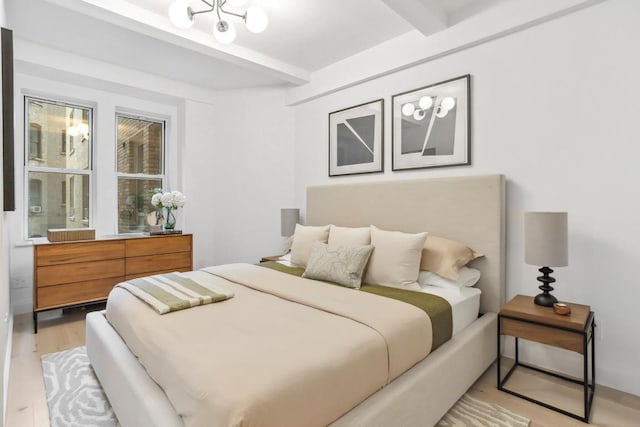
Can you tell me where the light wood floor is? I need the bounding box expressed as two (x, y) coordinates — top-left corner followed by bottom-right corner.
(5, 311), (640, 427)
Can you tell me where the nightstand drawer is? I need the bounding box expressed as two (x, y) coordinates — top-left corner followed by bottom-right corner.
(501, 317), (584, 353)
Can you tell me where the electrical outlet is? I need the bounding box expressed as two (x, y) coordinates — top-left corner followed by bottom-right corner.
(11, 277), (28, 289)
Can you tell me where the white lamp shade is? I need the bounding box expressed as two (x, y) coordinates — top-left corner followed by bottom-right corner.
(245, 6), (268, 33)
(168, 0), (194, 29)
(213, 19), (236, 44)
(413, 109), (425, 120)
(441, 96), (456, 111)
(418, 96), (433, 110)
(401, 103), (415, 116)
(281, 208), (299, 237)
(524, 212), (568, 267)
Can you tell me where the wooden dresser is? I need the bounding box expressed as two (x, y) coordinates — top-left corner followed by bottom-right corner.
(33, 233), (192, 332)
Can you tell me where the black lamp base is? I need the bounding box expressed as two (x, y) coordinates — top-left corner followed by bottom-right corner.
(534, 266), (558, 307)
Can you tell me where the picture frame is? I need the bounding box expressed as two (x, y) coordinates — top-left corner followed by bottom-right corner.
(392, 75), (470, 171)
(328, 98), (383, 177)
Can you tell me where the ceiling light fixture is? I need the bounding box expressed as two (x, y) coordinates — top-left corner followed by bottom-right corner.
(168, 0), (269, 45)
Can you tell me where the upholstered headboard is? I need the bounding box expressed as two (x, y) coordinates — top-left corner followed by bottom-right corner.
(306, 175), (505, 314)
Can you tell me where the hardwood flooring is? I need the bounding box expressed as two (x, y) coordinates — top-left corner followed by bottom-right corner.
(5, 311), (640, 426)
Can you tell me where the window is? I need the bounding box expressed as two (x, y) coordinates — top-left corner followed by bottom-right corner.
(29, 123), (42, 159)
(116, 114), (164, 233)
(25, 97), (92, 238)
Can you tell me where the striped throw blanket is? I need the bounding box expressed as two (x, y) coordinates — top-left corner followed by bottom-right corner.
(116, 272), (234, 314)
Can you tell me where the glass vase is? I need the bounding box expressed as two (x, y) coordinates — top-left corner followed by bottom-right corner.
(164, 207), (176, 230)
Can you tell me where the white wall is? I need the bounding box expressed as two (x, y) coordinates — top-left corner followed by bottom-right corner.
(185, 88), (295, 267)
(291, 0), (640, 396)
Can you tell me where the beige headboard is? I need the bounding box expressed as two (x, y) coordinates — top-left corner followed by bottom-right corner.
(306, 175), (505, 314)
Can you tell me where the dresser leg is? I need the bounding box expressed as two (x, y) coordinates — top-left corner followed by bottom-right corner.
(33, 311), (38, 334)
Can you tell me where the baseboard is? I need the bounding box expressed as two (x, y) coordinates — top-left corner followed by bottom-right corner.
(3, 311), (13, 427)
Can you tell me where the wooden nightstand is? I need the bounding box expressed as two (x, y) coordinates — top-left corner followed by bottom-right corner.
(259, 255), (283, 263)
(497, 294), (595, 422)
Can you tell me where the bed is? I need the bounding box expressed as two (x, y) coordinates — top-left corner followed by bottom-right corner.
(86, 174), (505, 427)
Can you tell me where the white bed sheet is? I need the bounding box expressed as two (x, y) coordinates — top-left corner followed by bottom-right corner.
(418, 285), (481, 336)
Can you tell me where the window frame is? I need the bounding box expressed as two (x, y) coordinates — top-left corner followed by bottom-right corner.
(115, 112), (166, 234)
(23, 95), (94, 239)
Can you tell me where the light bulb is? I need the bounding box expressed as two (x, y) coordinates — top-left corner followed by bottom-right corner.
(213, 19), (236, 44)
(77, 123), (89, 135)
(441, 97), (456, 111)
(418, 96), (433, 110)
(67, 126), (79, 137)
(401, 103), (415, 116)
(413, 109), (426, 120)
(168, 0), (194, 29)
(225, 0), (248, 7)
(245, 6), (268, 33)
(435, 106), (448, 118)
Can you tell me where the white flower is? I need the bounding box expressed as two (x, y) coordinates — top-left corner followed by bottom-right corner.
(150, 188), (186, 210)
(151, 193), (162, 207)
(172, 191), (186, 208)
(161, 192), (173, 207)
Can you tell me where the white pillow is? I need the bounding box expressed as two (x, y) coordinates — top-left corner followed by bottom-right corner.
(290, 224), (331, 267)
(363, 226), (428, 291)
(328, 225), (371, 247)
(302, 242), (374, 289)
(417, 266), (481, 290)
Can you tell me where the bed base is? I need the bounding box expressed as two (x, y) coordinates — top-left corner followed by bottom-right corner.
(86, 310), (497, 427)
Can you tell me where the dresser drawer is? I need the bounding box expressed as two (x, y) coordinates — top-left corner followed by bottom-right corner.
(126, 252), (192, 276)
(36, 276), (124, 310)
(35, 241), (125, 266)
(125, 235), (192, 257)
(501, 317), (584, 353)
(125, 267), (192, 281)
(36, 259), (125, 287)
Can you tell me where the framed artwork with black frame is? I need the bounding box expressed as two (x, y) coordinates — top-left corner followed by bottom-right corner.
(328, 98), (383, 177)
(392, 75), (470, 171)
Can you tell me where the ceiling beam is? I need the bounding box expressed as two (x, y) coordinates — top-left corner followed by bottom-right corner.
(381, 0), (448, 36)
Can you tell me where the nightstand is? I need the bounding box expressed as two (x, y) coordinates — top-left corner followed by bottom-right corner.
(497, 295), (595, 422)
(259, 255), (283, 263)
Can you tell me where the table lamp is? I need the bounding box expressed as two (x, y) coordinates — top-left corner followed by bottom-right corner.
(280, 208), (299, 237)
(524, 212), (568, 307)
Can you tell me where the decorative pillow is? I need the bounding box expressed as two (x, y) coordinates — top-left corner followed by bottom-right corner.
(363, 226), (428, 291)
(290, 224), (331, 267)
(417, 266), (481, 290)
(303, 242), (374, 289)
(420, 235), (483, 281)
(328, 225), (371, 247)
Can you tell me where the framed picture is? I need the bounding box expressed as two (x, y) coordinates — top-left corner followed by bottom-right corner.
(392, 75), (470, 171)
(329, 99), (383, 177)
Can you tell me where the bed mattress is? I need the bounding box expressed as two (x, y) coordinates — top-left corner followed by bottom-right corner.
(418, 285), (481, 336)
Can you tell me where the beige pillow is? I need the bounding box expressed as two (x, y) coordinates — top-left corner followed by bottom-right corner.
(420, 235), (483, 281)
(303, 242), (374, 289)
(328, 225), (371, 247)
(290, 224), (331, 267)
(363, 226), (428, 291)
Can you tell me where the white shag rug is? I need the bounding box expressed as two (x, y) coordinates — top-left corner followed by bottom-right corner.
(43, 346), (529, 427)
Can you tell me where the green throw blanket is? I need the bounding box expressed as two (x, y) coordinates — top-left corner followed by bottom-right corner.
(260, 262), (453, 350)
(117, 272), (234, 314)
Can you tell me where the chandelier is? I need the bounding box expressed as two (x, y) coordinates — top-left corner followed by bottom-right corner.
(168, 0), (268, 45)
(402, 96), (456, 120)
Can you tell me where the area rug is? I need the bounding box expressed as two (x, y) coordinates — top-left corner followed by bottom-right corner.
(43, 346), (529, 427)
(437, 393), (530, 426)
(41, 346), (119, 427)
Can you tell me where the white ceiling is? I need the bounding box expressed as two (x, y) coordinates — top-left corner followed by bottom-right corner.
(7, 0), (514, 91)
